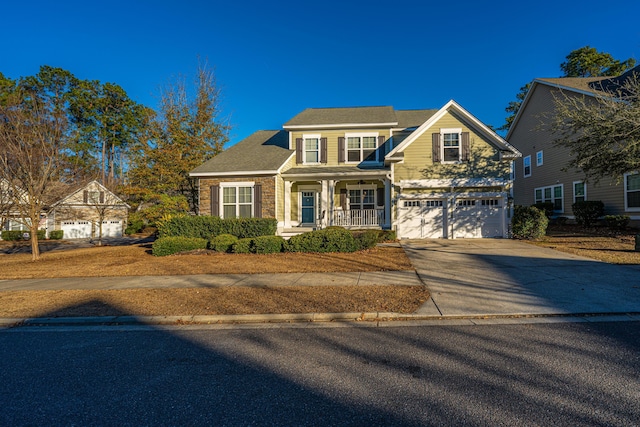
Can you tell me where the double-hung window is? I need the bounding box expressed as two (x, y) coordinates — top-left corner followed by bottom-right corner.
(625, 173), (640, 211)
(346, 133), (378, 163)
(573, 181), (586, 203)
(303, 135), (320, 164)
(523, 155), (531, 177)
(536, 150), (543, 166)
(535, 184), (563, 212)
(348, 188), (376, 210)
(442, 130), (461, 162)
(222, 184), (253, 218)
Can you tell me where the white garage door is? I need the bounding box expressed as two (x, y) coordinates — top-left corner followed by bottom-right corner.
(101, 220), (123, 237)
(453, 198), (503, 238)
(397, 199), (446, 239)
(61, 221), (92, 239)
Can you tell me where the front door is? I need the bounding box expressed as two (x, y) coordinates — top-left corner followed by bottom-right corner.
(301, 191), (316, 225)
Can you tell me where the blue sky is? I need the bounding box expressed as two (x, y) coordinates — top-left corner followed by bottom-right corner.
(4, 0), (639, 145)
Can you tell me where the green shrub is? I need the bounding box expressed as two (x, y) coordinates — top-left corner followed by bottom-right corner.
(1, 230), (46, 241)
(49, 230), (64, 240)
(353, 229), (380, 250)
(603, 215), (630, 230)
(157, 216), (277, 239)
(511, 206), (548, 240)
(377, 230), (397, 242)
(209, 233), (238, 253)
(533, 202), (554, 218)
(286, 227), (357, 253)
(232, 238), (255, 254)
(152, 236), (208, 256)
(253, 235), (285, 254)
(125, 218), (144, 235)
(572, 201), (604, 227)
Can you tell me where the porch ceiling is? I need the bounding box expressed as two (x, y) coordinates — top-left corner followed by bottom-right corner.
(282, 166), (389, 180)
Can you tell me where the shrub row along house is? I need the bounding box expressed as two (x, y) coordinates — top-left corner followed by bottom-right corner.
(507, 66), (640, 225)
(190, 100), (521, 239)
(0, 180), (129, 240)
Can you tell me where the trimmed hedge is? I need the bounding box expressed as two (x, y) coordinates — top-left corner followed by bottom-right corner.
(1, 230), (46, 241)
(209, 234), (238, 253)
(533, 202), (554, 218)
(572, 201), (604, 227)
(232, 238), (255, 254)
(286, 227), (357, 253)
(49, 230), (64, 240)
(152, 236), (208, 256)
(353, 229), (380, 250)
(253, 235), (285, 254)
(512, 206), (548, 240)
(603, 215), (630, 230)
(157, 216), (277, 239)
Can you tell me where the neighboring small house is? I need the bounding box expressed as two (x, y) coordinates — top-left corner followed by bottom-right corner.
(46, 180), (129, 239)
(506, 66), (640, 224)
(190, 100), (520, 239)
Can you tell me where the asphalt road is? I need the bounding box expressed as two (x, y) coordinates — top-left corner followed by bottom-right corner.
(1, 321), (639, 426)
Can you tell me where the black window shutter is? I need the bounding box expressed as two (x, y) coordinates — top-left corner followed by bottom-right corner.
(254, 184), (262, 218)
(377, 188), (385, 207)
(432, 133), (441, 163)
(378, 136), (385, 160)
(210, 185), (219, 217)
(340, 188), (347, 208)
(461, 132), (470, 162)
(338, 137), (345, 163)
(320, 137), (328, 164)
(99, 191), (105, 203)
(83, 190), (88, 203)
(296, 138), (303, 164)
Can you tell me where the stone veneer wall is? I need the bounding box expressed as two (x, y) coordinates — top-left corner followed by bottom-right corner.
(198, 176), (276, 217)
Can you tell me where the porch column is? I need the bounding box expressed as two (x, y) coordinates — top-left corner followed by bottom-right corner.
(328, 179), (335, 226)
(384, 179), (391, 229)
(284, 180), (292, 228)
(320, 180), (329, 228)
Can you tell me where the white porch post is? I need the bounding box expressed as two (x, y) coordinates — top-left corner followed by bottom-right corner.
(384, 179), (391, 228)
(328, 179), (335, 226)
(284, 180), (292, 228)
(320, 180), (328, 228)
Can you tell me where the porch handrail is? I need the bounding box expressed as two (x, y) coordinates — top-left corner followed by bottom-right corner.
(332, 208), (383, 227)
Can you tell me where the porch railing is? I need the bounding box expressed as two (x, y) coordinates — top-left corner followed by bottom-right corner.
(332, 209), (384, 227)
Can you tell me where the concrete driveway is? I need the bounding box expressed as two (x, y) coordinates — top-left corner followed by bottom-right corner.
(402, 239), (640, 317)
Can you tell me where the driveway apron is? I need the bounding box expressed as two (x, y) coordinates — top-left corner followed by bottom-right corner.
(402, 239), (640, 317)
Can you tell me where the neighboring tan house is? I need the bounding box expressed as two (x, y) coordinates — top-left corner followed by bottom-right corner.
(506, 66), (640, 225)
(190, 100), (521, 239)
(46, 180), (129, 239)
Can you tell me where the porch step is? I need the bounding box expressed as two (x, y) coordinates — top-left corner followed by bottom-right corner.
(279, 227), (316, 239)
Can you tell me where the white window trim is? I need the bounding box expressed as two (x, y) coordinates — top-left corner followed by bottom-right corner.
(573, 181), (586, 203)
(523, 155), (532, 178)
(536, 150), (543, 166)
(219, 182), (255, 218)
(345, 184), (378, 209)
(624, 172), (640, 212)
(534, 184), (564, 213)
(344, 132), (379, 164)
(440, 128), (462, 164)
(302, 133), (321, 165)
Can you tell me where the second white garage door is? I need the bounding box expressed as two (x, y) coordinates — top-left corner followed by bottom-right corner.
(453, 198), (503, 238)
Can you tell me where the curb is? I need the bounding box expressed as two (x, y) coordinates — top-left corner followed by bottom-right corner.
(2, 311), (640, 328)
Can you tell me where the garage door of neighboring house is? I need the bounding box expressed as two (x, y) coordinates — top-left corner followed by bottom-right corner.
(101, 220), (123, 237)
(397, 199), (446, 239)
(61, 221), (92, 239)
(453, 198), (503, 238)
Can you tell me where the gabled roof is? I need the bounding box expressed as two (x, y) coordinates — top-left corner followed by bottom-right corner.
(283, 106), (398, 129)
(387, 100), (520, 161)
(190, 130), (294, 176)
(394, 109), (438, 129)
(50, 180), (129, 208)
(507, 65), (640, 139)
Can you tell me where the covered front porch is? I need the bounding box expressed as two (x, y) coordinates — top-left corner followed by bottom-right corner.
(280, 167), (391, 233)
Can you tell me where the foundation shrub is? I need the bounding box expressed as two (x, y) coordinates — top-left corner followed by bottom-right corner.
(209, 233), (238, 253)
(152, 236), (208, 256)
(253, 235), (285, 254)
(572, 201), (604, 227)
(512, 206), (548, 240)
(232, 238), (255, 254)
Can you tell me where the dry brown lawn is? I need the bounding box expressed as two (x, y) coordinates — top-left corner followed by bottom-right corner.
(528, 225), (640, 264)
(0, 242), (423, 318)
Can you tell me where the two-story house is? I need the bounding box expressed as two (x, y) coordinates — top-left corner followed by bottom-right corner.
(190, 100), (520, 239)
(507, 66), (640, 225)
